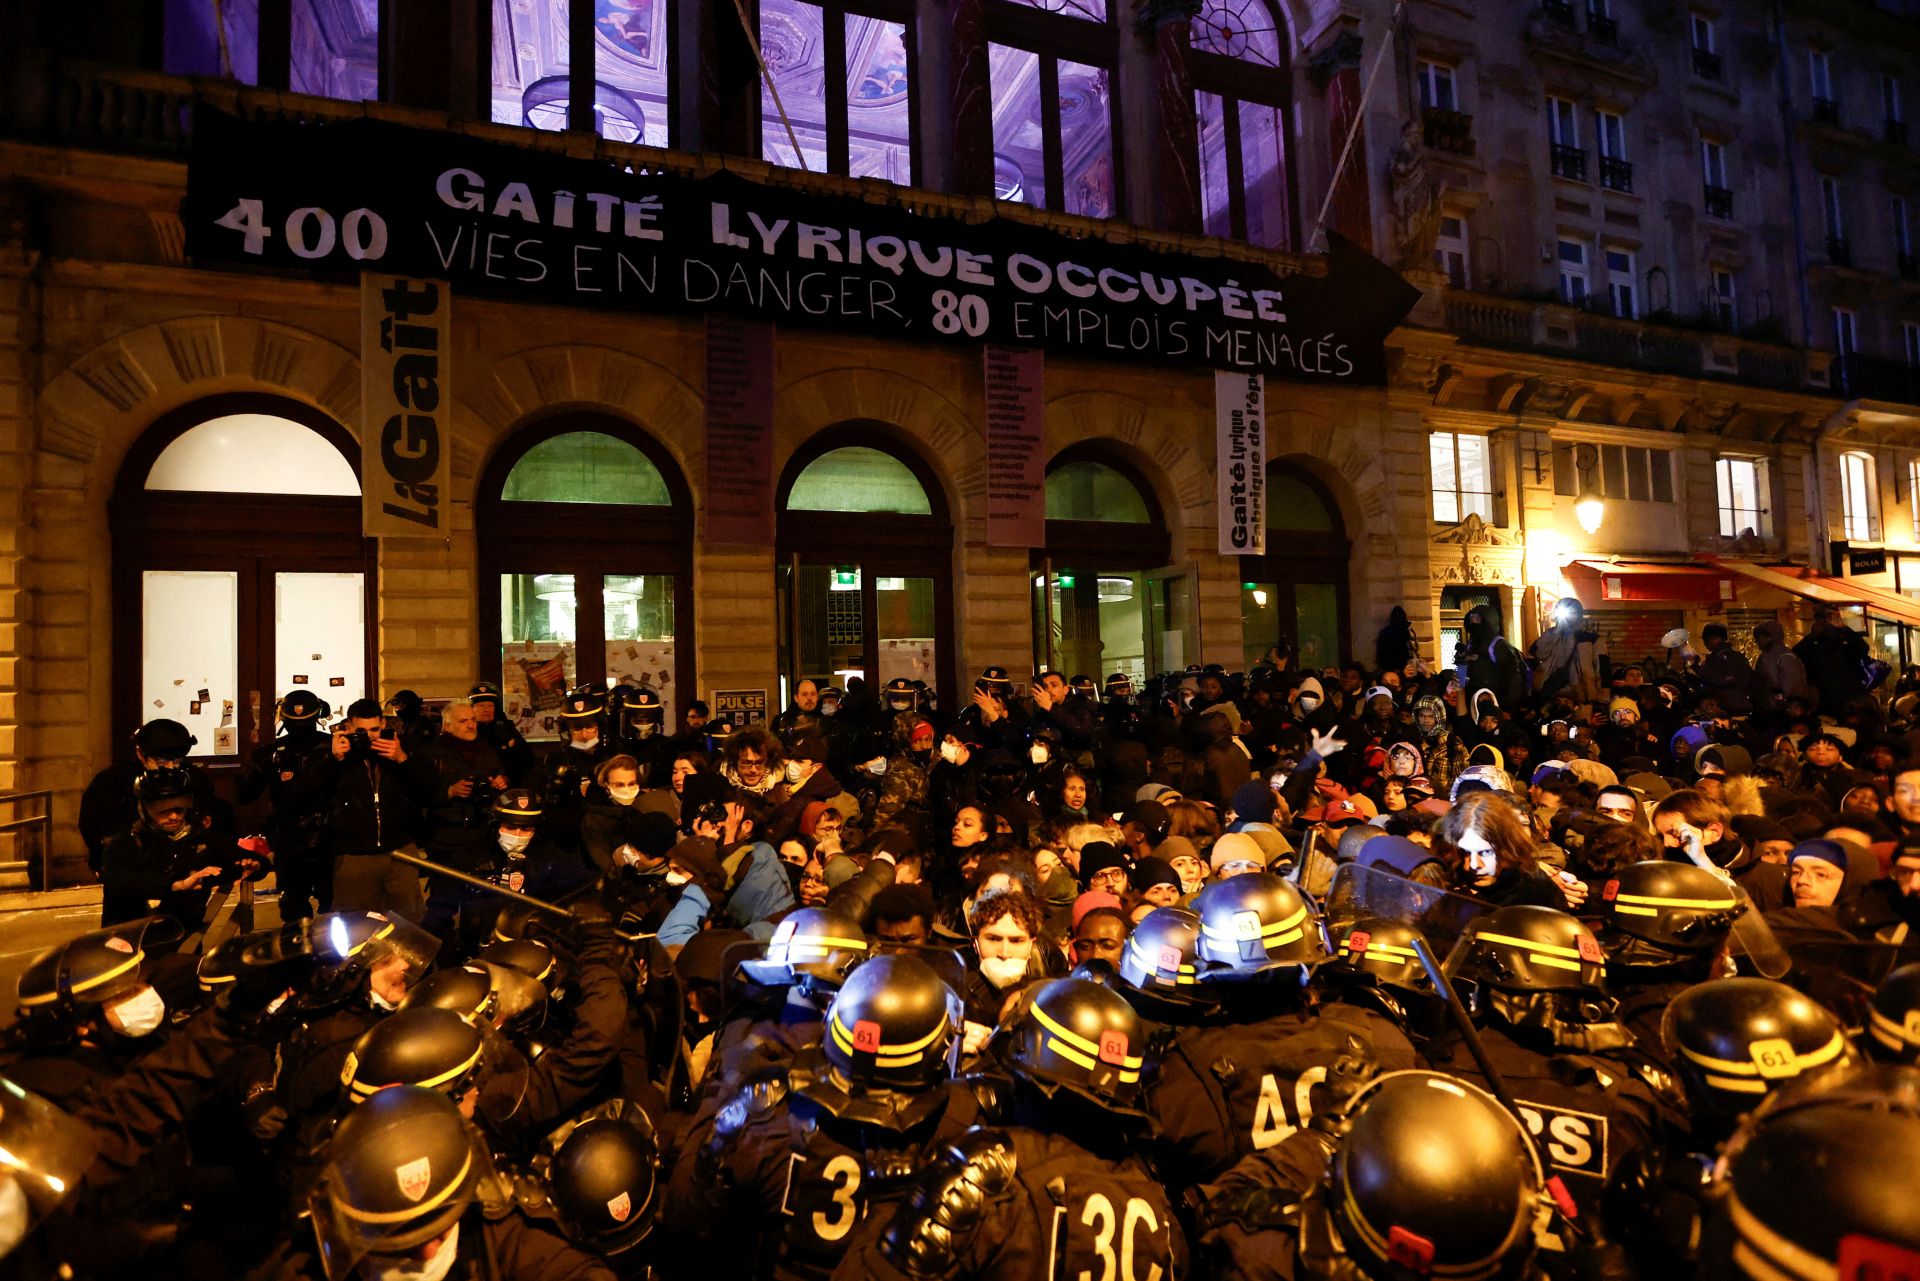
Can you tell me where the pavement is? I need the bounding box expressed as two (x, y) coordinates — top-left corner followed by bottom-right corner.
(0, 882), (284, 1029)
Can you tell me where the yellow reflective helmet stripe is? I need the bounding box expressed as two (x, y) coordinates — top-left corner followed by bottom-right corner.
(332, 1148), (475, 1225)
(18, 948), (146, 1008)
(1613, 892), (1739, 911)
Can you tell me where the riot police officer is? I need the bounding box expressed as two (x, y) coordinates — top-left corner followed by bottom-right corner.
(667, 953), (981, 1280)
(1147, 874), (1417, 1189)
(237, 689), (333, 922)
(3, 919), (178, 1106)
(1661, 977), (1853, 1141)
(468, 679), (534, 784)
(99, 766), (256, 928)
(528, 685), (613, 851)
(834, 978), (1186, 1281)
(78, 717), (226, 876)
(610, 686), (675, 787)
(533, 1099), (663, 1269)
(1590, 860), (1744, 1060)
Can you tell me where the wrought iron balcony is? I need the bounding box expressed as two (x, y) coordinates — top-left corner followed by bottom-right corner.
(1550, 143), (1588, 180)
(1599, 155), (1634, 192)
(1827, 235), (1852, 266)
(1704, 184), (1733, 218)
(1812, 96), (1840, 125)
(1692, 47), (1723, 80)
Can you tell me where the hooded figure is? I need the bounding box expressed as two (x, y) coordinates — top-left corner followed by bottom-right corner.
(1460, 605), (1528, 711)
(1410, 694), (1465, 794)
(1752, 619), (1812, 712)
(1766, 838), (1883, 945)
(1531, 597), (1604, 703)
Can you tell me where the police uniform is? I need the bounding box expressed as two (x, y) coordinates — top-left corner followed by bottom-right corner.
(236, 696), (333, 921)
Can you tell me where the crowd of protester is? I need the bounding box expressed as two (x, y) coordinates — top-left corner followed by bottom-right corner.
(10, 595), (1920, 1279)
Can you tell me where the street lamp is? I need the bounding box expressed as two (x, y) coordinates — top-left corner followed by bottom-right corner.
(1575, 488), (1605, 534)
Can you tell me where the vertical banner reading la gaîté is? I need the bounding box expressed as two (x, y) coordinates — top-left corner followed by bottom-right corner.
(360, 273), (451, 537)
(704, 315), (776, 544)
(1216, 370), (1265, 555)
(983, 346), (1046, 548)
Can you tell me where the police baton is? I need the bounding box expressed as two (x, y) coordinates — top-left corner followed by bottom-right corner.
(390, 849), (580, 920)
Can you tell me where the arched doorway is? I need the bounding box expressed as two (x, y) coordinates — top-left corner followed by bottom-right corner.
(1237, 460), (1352, 670)
(111, 394), (374, 762)
(1032, 445), (1187, 684)
(776, 427), (955, 708)
(478, 415), (694, 741)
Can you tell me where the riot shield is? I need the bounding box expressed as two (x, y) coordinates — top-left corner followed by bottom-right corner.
(1676, 831), (1792, 979)
(1321, 861), (1497, 963)
(0, 1077), (96, 1258)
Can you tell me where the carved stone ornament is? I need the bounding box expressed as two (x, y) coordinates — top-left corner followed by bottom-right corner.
(1388, 120), (1445, 271)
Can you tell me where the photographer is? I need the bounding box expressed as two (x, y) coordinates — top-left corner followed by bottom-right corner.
(412, 698), (510, 941)
(308, 697), (428, 917)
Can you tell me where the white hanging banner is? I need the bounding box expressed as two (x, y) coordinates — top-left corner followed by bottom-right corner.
(360, 272), (451, 538)
(1216, 370), (1265, 555)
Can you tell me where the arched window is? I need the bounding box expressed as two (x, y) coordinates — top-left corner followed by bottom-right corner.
(1190, 0), (1295, 249)
(113, 395), (374, 759)
(479, 417), (693, 739)
(760, 1), (917, 182)
(1239, 460), (1351, 670)
(1034, 446), (1185, 685)
(777, 428), (953, 706)
(490, 0), (670, 143)
(989, 0), (1117, 216)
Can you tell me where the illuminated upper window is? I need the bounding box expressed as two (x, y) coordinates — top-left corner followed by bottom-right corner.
(1267, 468), (1335, 532)
(501, 432), (673, 505)
(759, 1), (914, 181)
(1190, 0), (1283, 67)
(989, 45), (1115, 217)
(163, 0), (380, 100)
(787, 447), (933, 514)
(145, 414), (359, 495)
(491, 0), (671, 145)
(1046, 461), (1151, 523)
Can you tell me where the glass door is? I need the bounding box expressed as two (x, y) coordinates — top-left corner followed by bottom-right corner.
(498, 569), (678, 740)
(1032, 567), (1194, 683)
(784, 561), (942, 702)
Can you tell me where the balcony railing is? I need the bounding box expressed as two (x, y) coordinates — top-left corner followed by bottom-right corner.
(1587, 10), (1619, 43)
(1704, 184), (1734, 218)
(1812, 96), (1841, 125)
(1599, 156), (1634, 192)
(1835, 352), (1920, 405)
(1828, 235), (1853, 266)
(1422, 107), (1476, 155)
(1692, 47), (1723, 80)
(1543, 0), (1578, 27)
(1888, 119), (1910, 146)
(1550, 143), (1589, 180)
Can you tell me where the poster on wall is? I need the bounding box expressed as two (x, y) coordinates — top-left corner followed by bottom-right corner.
(1215, 370), (1265, 556)
(502, 641), (573, 740)
(606, 640), (677, 723)
(983, 346), (1045, 548)
(189, 111), (1421, 386)
(713, 688), (768, 730)
(704, 316), (776, 544)
(360, 272), (451, 538)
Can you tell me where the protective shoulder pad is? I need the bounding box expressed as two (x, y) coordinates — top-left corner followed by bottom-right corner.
(713, 1072), (790, 1140)
(879, 1130), (1019, 1279)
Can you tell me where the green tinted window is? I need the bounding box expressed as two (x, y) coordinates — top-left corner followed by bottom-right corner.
(500, 432), (672, 506)
(1045, 460), (1151, 524)
(1267, 469), (1336, 532)
(787, 446), (933, 514)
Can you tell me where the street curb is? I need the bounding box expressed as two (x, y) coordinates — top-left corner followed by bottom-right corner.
(0, 887), (103, 913)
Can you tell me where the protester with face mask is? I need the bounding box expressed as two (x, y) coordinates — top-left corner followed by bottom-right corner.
(763, 730), (846, 844)
(962, 888), (1055, 1043)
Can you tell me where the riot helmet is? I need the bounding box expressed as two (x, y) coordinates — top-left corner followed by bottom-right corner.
(736, 908), (870, 997)
(1867, 963), (1920, 1063)
(477, 937), (558, 987)
(134, 766), (198, 840)
(1193, 873), (1327, 981)
(1444, 905), (1613, 1035)
(1592, 860), (1744, 971)
(0, 1076), (96, 1259)
(1000, 977), (1148, 1116)
(1117, 907), (1210, 1011)
(791, 952), (963, 1130)
(883, 677), (918, 714)
(1327, 917), (1433, 997)
(16, 918), (171, 1037)
(279, 689), (330, 730)
(540, 1099), (661, 1257)
(399, 962), (548, 1037)
(308, 1086), (497, 1277)
(625, 686), (665, 739)
(343, 1007), (488, 1105)
(1663, 978), (1853, 1122)
(1310, 1072), (1546, 1281)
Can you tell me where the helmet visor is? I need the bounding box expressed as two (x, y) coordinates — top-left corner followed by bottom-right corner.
(307, 1127), (496, 1281)
(0, 1076), (96, 1241)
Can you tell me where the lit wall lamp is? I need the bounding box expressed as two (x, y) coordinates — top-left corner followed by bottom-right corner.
(1573, 443), (1605, 535)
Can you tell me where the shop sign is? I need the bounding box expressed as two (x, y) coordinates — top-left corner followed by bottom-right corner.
(713, 688), (768, 730)
(359, 272), (451, 538)
(983, 346), (1045, 547)
(188, 110), (1421, 386)
(1215, 371), (1265, 555)
(1849, 549), (1888, 576)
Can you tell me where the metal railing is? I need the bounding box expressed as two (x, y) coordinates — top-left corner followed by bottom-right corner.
(0, 791), (54, 892)
(1812, 97), (1841, 125)
(1599, 155), (1634, 192)
(1704, 184), (1734, 218)
(1550, 143), (1588, 180)
(1692, 47), (1723, 80)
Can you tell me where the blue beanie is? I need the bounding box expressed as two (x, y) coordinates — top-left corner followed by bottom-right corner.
(1231, 781), (1277, 824)
(1787, 839), (1849, 872)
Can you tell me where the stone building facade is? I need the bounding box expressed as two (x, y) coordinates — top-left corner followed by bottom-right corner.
(1, 0), (1917, 881)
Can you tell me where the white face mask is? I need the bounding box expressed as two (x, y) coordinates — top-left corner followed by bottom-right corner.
(1297, 694), (1321, 714)
(609, 784), (641, 806)
(665, 870), (692, 887)
(104, 984), (166, 1038)
(786, 759), (813, 784)
(1029, 744), (1050, 765)
(498, 830), (532, 856)
(939, 740), (962, 764)
(860, 757), (888, 777)
(368, 988), (398, 1012)
(571, 734), (600, 753)
(634, 721), (658, 739)
(614, 843), (643, 868)
(978, 955), (1029, 990)
(366, 1222), (460, 1281)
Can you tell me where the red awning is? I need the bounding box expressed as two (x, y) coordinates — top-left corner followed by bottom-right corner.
(1702, 556), (1920, 628)
(1563, 559), (1735, 604)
